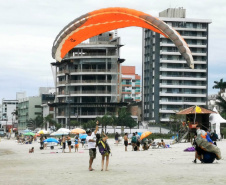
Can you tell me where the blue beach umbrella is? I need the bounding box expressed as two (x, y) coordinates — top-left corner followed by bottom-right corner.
(23, 129), (32, 133)
(43, 138), (59, 143)
(138, 132), (142, 136)
(79, 134), (87, 139)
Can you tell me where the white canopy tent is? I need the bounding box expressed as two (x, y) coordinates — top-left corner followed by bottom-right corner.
(209, 107), (226, 139)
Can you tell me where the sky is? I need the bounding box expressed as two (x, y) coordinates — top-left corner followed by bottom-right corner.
(1, 0), (226, 100)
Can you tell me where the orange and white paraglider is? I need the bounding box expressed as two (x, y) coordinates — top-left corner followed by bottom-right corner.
(52, 7), (194, 69)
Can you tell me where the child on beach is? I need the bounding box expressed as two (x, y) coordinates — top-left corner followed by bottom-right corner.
(96, 131), (110, 171)
(74, 136), (79, 152)
(29, 147), (34, 153)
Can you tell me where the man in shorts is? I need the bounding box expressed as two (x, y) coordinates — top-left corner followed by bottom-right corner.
(86, 121), (99, 171)
(124, 133), (128, 151)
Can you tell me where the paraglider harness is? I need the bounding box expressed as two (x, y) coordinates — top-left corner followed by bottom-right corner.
(97, 139), (111, 155)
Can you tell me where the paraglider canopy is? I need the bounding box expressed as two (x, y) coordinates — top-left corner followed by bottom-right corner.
(52, 7), (194, 69)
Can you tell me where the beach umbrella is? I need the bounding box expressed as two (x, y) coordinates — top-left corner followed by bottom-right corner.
(140, 131), (152, 141)
(23, 129), (32, 133)
(70, 128), (86, 135)
(79, 134), (87, 139)
(38, 130), (49, 134)
(57, 128), (70, 133)
(50, 131), (68, 136)
(43, 138), (59, 143)
(35, 133), (41, 137)
(137, 132), (142, 136)
(24, 132), (35, 136)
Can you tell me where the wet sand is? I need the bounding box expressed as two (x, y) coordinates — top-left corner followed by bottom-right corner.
(0, 138), (225, 185)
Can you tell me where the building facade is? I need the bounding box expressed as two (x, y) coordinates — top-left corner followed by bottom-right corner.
(121, 66), (141, 102)
(51, 32), (126, 127)
(142, 8), (211, 123)
(18, 96), (42, 131)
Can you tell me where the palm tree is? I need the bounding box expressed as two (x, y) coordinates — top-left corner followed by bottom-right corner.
(216, 95), (226, 114)
(212, 78), (226, 94)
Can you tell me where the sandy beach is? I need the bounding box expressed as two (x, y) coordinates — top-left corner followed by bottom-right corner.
(0, 137), (225, 185)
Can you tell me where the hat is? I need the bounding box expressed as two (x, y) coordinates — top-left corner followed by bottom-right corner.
(86, 129), (91, 134)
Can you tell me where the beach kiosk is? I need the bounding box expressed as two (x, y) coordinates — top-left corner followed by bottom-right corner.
(176, 106), (216, 142)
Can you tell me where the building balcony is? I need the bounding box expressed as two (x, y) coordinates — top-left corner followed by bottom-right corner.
(56, 91), (116, 97)
(159, 92), (206, 97)
(160, 51), (207, 56)
(159, 109), (179, 113)
(159, 83), (206, 89)
(160, 60), (206, 65)
(159, 100), (206, 105)
(57, 80), (117, 87)
(160, 75), (206, 81)
(160, 43), (207, 48)
(56, 112), (106, 118)
(160, 34), (207, 40)
(65, 52), (118, 58)
(160, 67), (206, 73)
(174, 27), (207, 32)
(57, 69), (118, 75)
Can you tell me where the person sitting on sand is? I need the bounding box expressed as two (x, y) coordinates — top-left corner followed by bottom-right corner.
(29, 147), (34, 153)
(157, 139), (166, 148)
(142, 141), (150, 150)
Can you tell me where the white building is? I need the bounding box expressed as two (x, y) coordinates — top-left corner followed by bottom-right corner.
(142, 8), (212, 123)
(0, 99), (18, 131)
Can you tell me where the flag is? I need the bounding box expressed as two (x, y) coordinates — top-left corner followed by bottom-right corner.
(195, 106), (202, 113)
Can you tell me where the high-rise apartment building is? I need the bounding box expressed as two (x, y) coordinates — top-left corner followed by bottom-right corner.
(50, 32), (126, 127)
(142, 8), (211, 123)
(121, 66), (141, 102)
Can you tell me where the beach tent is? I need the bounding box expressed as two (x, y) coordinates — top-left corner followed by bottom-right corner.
(209, 107), (226, 139)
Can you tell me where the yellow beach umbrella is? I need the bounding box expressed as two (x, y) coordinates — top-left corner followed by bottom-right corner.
(38, 130), (49, 134)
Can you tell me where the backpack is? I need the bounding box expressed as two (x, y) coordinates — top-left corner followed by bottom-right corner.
(97, 139), (111, 155)
(132, 136), (137, 143)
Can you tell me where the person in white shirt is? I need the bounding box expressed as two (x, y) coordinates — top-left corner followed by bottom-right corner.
(86, 120), (99, 171)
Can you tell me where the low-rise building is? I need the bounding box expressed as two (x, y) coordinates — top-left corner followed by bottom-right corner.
(121, 66), (141, 103)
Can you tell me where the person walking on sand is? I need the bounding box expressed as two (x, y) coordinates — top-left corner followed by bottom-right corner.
(67, 136), (72, 153)
(86, 120), (99, 171)
(131, 133), (137, 151)
(96, 131), (111, 171)
(115, 132), (119, 146)
(124, 133), (128, 151)
(62, 135), (66, 153)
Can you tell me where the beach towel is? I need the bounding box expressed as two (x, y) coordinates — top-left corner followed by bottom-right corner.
(184, 147), (195, 152)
